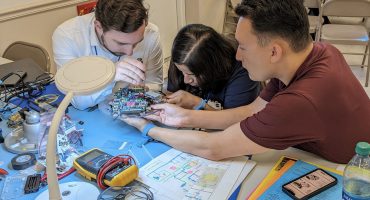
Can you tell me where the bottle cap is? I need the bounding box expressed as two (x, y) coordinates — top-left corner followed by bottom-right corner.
(355, 142), (370, 156)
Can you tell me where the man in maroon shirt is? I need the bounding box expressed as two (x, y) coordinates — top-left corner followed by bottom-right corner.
(122, 0), (370, 164)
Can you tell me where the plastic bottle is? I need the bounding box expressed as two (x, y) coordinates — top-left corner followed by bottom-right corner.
(342, 142), (370, 200)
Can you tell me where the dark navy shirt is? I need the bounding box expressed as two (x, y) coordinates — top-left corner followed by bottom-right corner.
(168, 61), (260, 109)
(205, 61), (259, 109)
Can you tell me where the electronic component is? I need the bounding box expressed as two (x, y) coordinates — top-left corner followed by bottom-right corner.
(110, 86), (165, 118)
(73, 148), (138, 189)
(24, 174), (41, 194)
(7, 112), (24, 129)
(111, 87), (147, 117)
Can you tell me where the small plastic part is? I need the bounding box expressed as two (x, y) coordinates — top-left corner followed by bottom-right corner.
(0, 168), (8, 175)
(24, 174), (41, 194)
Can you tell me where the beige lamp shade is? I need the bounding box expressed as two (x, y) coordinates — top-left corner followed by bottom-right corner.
(55, 56), (115, 95)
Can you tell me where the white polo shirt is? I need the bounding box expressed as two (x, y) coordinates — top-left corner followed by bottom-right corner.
(52, 13), (163, 110)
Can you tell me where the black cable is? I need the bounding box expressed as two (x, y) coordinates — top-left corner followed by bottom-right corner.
(0, 72), (53, 114)
(97, 184), (154, 200)
(0, 72), (23, 102)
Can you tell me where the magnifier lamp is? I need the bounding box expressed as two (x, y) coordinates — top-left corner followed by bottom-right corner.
(36, 56), (115, 200)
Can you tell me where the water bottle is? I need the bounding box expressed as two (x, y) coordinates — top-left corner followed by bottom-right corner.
(342, 142), (370, 200)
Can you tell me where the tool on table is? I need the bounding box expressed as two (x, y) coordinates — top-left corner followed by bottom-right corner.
(73, 148), (138, 189)
(11, 153), (37, 170)
(137, 58), (145, 96)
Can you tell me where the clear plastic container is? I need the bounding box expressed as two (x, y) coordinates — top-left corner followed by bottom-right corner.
(342, 142), (370, 200)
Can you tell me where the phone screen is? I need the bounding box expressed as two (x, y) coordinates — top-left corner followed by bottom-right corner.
(282, 169), (337, 200)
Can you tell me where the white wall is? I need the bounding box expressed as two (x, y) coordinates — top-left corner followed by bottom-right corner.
(185, 0), (227, 33)
(0, 0), (87, 73)
(0, 0), (185, 75)
(145, 0), (184, 59)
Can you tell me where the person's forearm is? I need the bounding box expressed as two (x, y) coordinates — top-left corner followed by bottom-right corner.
(149, 127), (221, 160)
(183, 97), (268, 129)
(183, 105), (254, 130)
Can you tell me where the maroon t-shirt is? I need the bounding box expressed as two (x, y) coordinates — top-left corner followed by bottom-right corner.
(240, 42), (370, 164)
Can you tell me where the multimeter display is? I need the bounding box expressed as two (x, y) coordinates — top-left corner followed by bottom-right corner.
(73, 148), (138, 188)
(80, 150), (106, 162)
(76, 149), (113, 177)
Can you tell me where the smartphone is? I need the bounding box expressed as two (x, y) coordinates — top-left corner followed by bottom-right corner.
(1, 71), (27, 86)
(282, 168), (337, 200)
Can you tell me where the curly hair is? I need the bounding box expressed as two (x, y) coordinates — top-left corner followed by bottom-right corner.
(95, 0), (148, 33)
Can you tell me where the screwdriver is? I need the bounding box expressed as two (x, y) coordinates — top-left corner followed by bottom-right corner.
(137, 58), (147, 112)
(137, 57), (145, 91)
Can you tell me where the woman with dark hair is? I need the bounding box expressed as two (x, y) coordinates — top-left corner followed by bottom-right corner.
(167, 24), (259, 110)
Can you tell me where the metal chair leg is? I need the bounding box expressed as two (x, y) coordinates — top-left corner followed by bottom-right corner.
(361, 45), (368, 68)
(366, 44), (370, 87)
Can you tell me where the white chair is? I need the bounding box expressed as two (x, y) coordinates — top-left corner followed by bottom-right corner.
(304, 0), (323, 41)
(317, 0), (370, 87)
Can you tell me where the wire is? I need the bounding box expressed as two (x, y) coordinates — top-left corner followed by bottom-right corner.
(40, 167), (76, 183)
(0, 72), (54, 114)
(0, 73), (27, 113)
(96, 154), (136, 190)
(97, 184), (154, 200)
(0, 72), (23, 102)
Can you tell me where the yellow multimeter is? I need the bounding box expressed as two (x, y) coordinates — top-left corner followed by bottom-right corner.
(73, 148), (138, 187)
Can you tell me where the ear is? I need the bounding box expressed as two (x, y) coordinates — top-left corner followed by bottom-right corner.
(270, 43), (283, 64)
(94, 20), (103, 35)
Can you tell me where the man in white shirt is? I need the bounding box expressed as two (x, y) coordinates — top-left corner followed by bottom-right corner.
(52, 0), (163, 110)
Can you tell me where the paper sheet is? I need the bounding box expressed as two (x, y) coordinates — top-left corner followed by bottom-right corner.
(228, 160), (257, 198)
(137, 149), (255, 200)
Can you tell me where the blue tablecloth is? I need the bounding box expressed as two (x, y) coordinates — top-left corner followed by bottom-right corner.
(0, 83), (240, 199)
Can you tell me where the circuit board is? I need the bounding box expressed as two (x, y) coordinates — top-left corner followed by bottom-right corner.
(110, 87), (165, 118)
